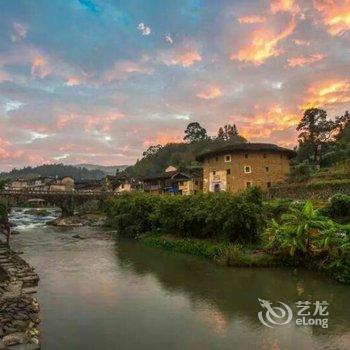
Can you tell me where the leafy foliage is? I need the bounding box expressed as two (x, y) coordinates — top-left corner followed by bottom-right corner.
(264, 201), (350, 282)
(323, 193), (350, 219)
(183, 122), (208, 143)
(105, 187), (265, 243)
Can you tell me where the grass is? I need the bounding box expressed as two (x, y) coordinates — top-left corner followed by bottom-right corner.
(140, 233), (277, 267)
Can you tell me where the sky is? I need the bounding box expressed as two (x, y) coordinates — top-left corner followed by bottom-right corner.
(0, 0), (350, 171)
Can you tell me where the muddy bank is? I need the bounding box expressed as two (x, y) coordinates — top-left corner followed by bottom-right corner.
(0, 242), (40, 349)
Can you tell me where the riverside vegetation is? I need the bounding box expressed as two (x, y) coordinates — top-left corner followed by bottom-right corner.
(104, 189), (350, 284)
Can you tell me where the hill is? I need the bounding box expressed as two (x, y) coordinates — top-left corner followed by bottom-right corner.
(74, 164), (128, 175)
(126, 137), (246, 178)
(0, 164), (105, 181)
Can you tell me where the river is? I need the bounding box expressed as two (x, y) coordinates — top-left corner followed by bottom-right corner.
(8, 208), (350, 350)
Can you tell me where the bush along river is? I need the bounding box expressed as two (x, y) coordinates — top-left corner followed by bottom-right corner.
(6, 207), (350, 350)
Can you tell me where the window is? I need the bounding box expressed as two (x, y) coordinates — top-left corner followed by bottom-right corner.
(215, 156), (219, 162)
(245, 153), (248, 159)
(246, 181), (252, 188)
(195, 180), (199, 186)
(121, 184), (124, 189)
(267, 182), (271, 188)
(178, 181), (184, 186)
(265, 166), (269, 172)
(244, 165), (251, 174)
(263, 154), (267, 158)
(280, 154), (283, 159)
(224, 154), (231, 162)
(213, 171), (216, 175)
(226, 169), (231, 175)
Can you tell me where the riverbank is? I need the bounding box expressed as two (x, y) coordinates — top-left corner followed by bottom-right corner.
(141, 234), (277, 267)
(0, 242), (40, 349)
(139, 233), (350, 284)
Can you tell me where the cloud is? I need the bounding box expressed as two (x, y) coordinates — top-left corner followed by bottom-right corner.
(143, 131), (183, 147)
(84, 113), (124, 133)
(196, 86), (222, 99)
(165, 34), (173, 44)
(293, 39), (310, 46)
(301, 79), (350, 109)
(287, 53), (325, 67)
(313, 0), (350, 36)
(11, 22), (28, 42)
(66, 76), (81, 86)
(30, 53), (52, 79)
(56, 114), (77, 128)
(137, 22), (151, 36)
(238, 15), (267, 24)
(230, 19), (296, 65)
(270, 0), (300, 15)
(158, 40), (202, 67)
(238, 105), (299, 142)
(103, 60), (154, 82)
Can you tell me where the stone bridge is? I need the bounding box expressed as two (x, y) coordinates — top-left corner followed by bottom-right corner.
(0, 190), (106, 216)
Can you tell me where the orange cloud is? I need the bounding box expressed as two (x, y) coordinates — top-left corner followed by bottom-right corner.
(66, 76), (81, 86)
(158, 41), (202, 67)
(196, 86), (222, 99)
(313, 0), (350, 36)
(238, 15), (267, 24)
(143, 131), (182, 147)
(84, 113), (124, 133)
(56, 114), (77, 128)
(270, 0), (300, 14)
(230, 19), (296, 65)
(104, 60), (153, 82)
(293, 39), (310, 46)
(239, 105), (299, 141)
(301, 79), (350, 109)
(287, 53), (325, 67)
(31, 54), (52, 78)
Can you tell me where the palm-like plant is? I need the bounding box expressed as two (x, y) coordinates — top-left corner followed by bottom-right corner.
(265, 201), (331, 257)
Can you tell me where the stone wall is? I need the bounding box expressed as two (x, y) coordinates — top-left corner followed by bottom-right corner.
(0, 242), (40, 349)
(268, 182), (350, 200)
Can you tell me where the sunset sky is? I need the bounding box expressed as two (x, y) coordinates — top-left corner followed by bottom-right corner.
(0, 0), (350, 170)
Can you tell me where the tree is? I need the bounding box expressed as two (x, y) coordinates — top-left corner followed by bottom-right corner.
(142, 145), (163, 157)
(296, 108), (336, 165)
(217, 124), (239, 141)
(183, 122), (208, 143)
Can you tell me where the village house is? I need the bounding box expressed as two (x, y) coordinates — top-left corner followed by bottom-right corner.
(7, 179), (29, 191)
(196, 143), (296, 193)
(49, 176), (75, 192)
(143, 166), (202, 195)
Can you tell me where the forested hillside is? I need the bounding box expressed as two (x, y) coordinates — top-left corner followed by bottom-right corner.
(126, 122), (246, 178)
(0, 164), (105, 181)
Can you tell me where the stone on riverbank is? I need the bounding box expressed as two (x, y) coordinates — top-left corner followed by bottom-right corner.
(48, 213), (106, 227)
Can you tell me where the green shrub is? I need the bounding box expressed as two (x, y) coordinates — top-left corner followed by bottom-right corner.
(264, 199), (292, 220)
(105, 187), (266, 243)
(324, 193), (350, 218)
(104, 192), (159, 238)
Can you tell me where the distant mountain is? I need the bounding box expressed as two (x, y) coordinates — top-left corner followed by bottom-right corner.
(0, 164), (106, 181)
(74, 164), (128, 175)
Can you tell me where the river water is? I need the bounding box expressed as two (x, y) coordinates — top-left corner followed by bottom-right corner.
(8, 208), (350, 350)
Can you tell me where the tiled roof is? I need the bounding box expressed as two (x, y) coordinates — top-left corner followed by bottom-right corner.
(196, 142), (296, 162)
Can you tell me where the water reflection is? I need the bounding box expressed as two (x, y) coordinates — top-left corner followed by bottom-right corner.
(115, 238), (350, 348)
(8, 209), (350, 350)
